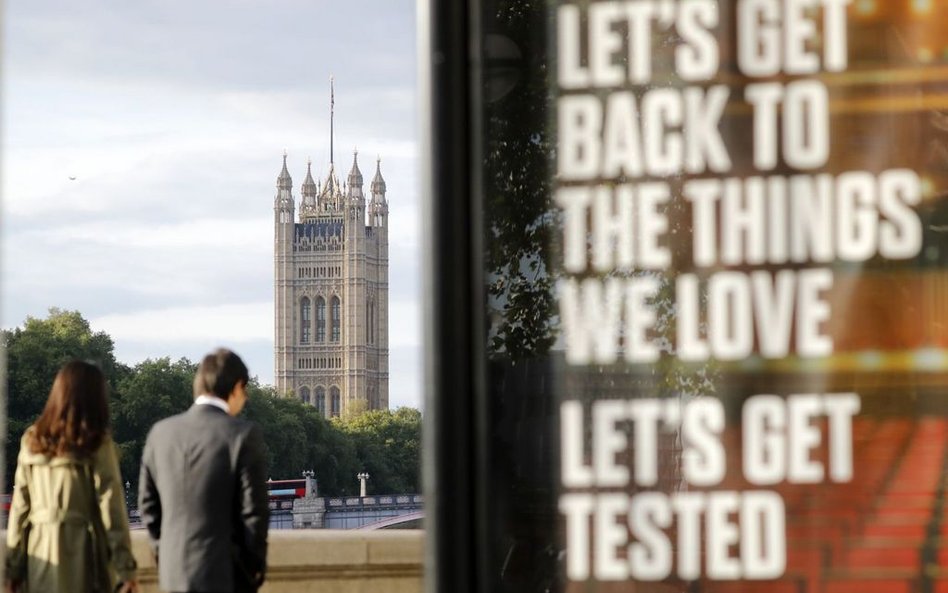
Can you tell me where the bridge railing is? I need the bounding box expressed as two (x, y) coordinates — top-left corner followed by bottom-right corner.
(325, 494), (424, 510)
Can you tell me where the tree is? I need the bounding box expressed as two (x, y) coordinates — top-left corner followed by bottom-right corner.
(3, 309), (423, 498)
(243, 383), (362, 495)
(3, 309), (127, 488)
(333, 407), (422, 494)
(483, 0), (557, 359)
(112, 357), (195, 491)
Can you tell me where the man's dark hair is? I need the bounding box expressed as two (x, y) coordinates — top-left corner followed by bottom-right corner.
(193, 348), (250, 400)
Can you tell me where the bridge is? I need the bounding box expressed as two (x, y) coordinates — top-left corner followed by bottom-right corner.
(281, 492), (423, 529)
(122, 488), (423, 530)
(358, 510), (424, 530)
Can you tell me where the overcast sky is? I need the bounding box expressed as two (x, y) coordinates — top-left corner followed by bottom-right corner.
(3, 0), (422, 409)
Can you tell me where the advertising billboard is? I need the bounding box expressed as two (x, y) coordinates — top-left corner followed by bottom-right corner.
(424, 2), (948, 593)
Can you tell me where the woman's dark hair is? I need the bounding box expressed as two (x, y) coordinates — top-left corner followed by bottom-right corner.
(193, 348), (249, 400)
(29, 360), (110, 458)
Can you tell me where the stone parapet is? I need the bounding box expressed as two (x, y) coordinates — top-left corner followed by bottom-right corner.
(126, 529), (424, 593)
(292, 495), (327, 528)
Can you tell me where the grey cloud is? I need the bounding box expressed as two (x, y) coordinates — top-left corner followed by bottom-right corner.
(9, 0), (415, 93)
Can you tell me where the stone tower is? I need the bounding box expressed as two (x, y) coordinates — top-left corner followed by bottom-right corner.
(273, 136), (390, 416)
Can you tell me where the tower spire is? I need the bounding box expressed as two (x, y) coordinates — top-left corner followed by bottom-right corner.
(330, 75), (335, 166)
(371, 155), (386, 196)
(300, 157), (318, 220)
(277, 149), (292, 190)
(370, 155), (388, 227)
(348, 148), (364, 200)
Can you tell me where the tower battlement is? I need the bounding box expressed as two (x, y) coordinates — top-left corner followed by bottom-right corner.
(273, 145), (389, 417)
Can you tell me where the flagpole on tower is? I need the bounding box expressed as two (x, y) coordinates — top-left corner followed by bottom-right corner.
(330, 75), (335, 166)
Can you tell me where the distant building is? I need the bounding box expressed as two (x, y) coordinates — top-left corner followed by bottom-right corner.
(273, 131), (389, 415)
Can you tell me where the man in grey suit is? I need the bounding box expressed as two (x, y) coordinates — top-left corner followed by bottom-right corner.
(139, 348), (269, 593)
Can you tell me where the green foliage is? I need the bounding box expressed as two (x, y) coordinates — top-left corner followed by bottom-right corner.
(112, 357), (196, 489)
(3, 308), (129, 489)
(332, 408), (422, 494)
(243, 384), (363, 495)
(4, 309), (422, 498)
(484, 0), (558, 359)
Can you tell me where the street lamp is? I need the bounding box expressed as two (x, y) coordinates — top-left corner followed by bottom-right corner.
(357, 472), (370, 498)
(302, 470), (316, 498)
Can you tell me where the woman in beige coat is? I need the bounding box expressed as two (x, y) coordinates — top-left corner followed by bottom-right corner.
(5, 360), (139, 593)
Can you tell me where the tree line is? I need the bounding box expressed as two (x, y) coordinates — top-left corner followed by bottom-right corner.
(3, 309), (421, 499)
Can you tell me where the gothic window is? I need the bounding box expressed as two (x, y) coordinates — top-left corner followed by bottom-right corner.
(369, 301), (376, 344)
(316, 297), (326, 342)
(315, 387), (326, 417)
(330, 386), (341, 417)
(331, 296), (341, 342)
(366, 301), (371, 344)
(300, 386), (311, 405)
(300, 297), (311, 344)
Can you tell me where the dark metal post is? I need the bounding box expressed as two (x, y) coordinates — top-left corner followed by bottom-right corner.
(421, 0), (487, 592)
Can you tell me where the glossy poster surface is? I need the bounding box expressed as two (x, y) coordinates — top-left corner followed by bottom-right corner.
(479, 2), (948, 593)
